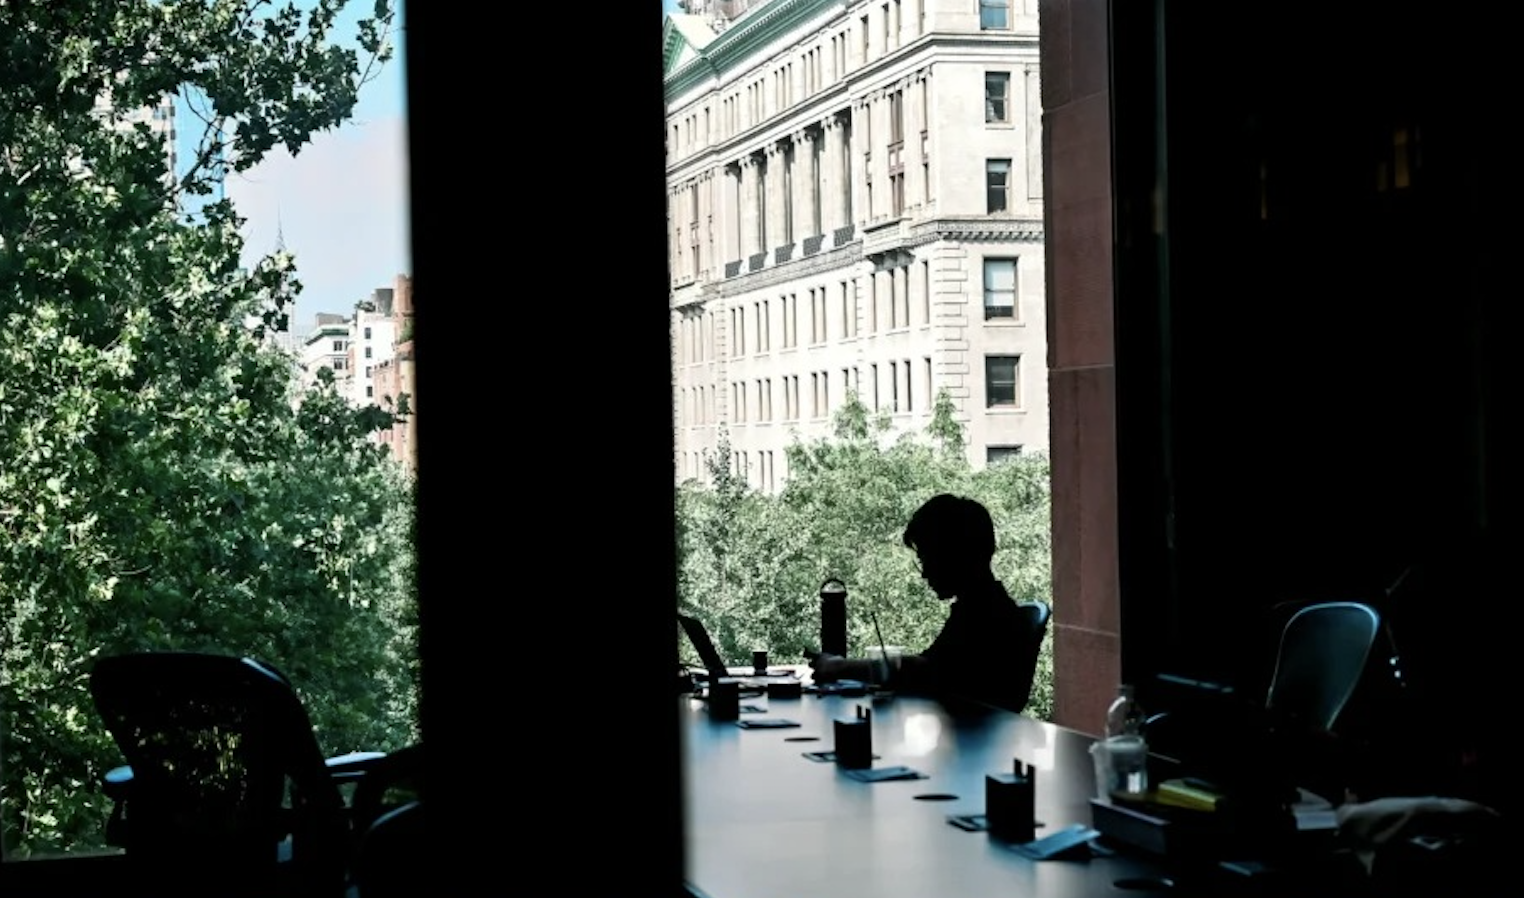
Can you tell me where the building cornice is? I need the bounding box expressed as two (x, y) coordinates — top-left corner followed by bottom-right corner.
(909, 217), (1045, 245)
(718, 238), (864, 297)
(668, 214), (1047, 307)
(667, 1), (1040, 107)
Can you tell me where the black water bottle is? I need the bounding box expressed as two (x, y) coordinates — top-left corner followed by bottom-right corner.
(820, 578), (847, 657)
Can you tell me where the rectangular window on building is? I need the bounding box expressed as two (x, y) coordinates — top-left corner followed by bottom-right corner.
(890, 361), (899, 411)
(980, 0), (1010, 30)
(921, 260), (932, 323)
(363, 326), (372, 340)
(985, 355), (1020, 407)
(986, 159), (1011, 213)
(364, 346), (373, 359)
(895, 267), (909, 326)
(987, 445), (1023, 465)
(896, 356), (908, 414)
(871, 363), (880, 410)
(983, 258), (1017, 319)
(985, 72), (1010, 123)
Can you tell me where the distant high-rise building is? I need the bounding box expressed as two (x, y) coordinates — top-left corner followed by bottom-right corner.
(300, 313), (352, 393)
(370, 275), (415, 472)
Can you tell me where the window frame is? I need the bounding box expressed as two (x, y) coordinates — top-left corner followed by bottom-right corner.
(985, 72), (1011, 124)
(985, 158), (1011, 213)
(985, 354), (1021, 408)
(979, 0), (1011, 31)
(983, 257), (1018, 320)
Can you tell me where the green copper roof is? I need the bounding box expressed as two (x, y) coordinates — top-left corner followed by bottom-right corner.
(664, 0), (841, 104)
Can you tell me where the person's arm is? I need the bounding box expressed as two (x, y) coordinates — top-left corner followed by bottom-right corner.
(812, 652), (930, 685)
(809, 653), (874, 683)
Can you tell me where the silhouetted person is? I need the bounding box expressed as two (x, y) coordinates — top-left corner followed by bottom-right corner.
(810, 494), (1043, 713)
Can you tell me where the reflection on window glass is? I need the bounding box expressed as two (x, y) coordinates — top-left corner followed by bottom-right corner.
(980, 0), (1010, 31)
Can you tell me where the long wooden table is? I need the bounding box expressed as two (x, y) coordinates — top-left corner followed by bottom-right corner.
(682, 687), (1189, 898)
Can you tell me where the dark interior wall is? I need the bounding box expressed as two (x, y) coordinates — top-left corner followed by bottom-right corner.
(1116, 1), (1515, 702)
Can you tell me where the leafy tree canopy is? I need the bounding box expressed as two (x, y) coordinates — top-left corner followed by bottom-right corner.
(0, 0), (413, 856)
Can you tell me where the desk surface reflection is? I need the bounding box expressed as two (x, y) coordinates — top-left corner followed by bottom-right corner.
(683, 690), (1188, 898)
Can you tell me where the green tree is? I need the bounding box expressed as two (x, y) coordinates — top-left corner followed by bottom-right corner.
(675, 389), (1054, 720)
(0, 0), (411, 856)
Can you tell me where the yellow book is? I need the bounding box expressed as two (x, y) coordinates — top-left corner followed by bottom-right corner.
(1153, 778), (1224, 812)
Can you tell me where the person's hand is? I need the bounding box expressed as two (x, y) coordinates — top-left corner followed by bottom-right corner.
(809, 652), (847, 682)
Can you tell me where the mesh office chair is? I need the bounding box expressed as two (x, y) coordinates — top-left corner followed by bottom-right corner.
(1143, 601), (1388, 805)
(89, 652), (395, 898)
(1264, 601), (1383, 734)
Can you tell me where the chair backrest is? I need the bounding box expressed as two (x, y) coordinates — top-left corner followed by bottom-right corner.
(1264, 601), (1382, 733)
(88, 652), (342, 869)
(353, 800), (424, 898)
(1008, 600), (1052, 714)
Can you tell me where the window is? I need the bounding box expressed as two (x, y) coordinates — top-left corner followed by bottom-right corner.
(363, 326), (372, 339)
(860, 15), (869, 64)
(980, 0), (1010, 30)
(364, 346), (373, 359)
(987, 445), (1024, 465)
(890, 360), (900, 411)
(921, 260), (932, 323)
(903, 358), (913, 412)
(333, 339), (345, 351)
(366, 385), (374, 398)
(983, 258), (1017, 319)
(985, 355), (1020, 407)
(842, 280), (857, 337)
(986, 159), (1011, 213)
(870, 363), (879, 409)
(890, 266), (902, 329)
(985, 72), (1010, 123)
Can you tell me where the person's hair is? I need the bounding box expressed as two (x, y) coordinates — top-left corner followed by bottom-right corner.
(902, 494), (997, 561)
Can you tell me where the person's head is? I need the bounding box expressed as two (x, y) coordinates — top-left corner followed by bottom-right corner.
(902, 494), (997, 599)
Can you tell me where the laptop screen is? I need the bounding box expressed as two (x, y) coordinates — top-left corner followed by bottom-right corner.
(679, 613), (728, 676)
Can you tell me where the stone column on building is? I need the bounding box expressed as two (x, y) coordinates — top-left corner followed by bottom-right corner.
(764, 143), (786, 253)
(792, 129), (819, 241)
(740, 154), (761, 258)
(850, 99), (870, 228)
(721, 162), (739, 264)
(907, 71), (928, 212)
(820, 115), (844, 235)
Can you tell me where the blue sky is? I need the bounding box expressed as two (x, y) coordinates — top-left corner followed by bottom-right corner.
(663, 0), (683, 14)
(179, 0), (410, 330)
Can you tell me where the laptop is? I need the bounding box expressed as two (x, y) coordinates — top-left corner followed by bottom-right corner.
(678, 613), (799, 683)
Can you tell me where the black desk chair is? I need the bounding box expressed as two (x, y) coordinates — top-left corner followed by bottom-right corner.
(89, 652), (401, 898)
(1009, 599), (1052, 714)
(1264, 601), (1382, 734)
